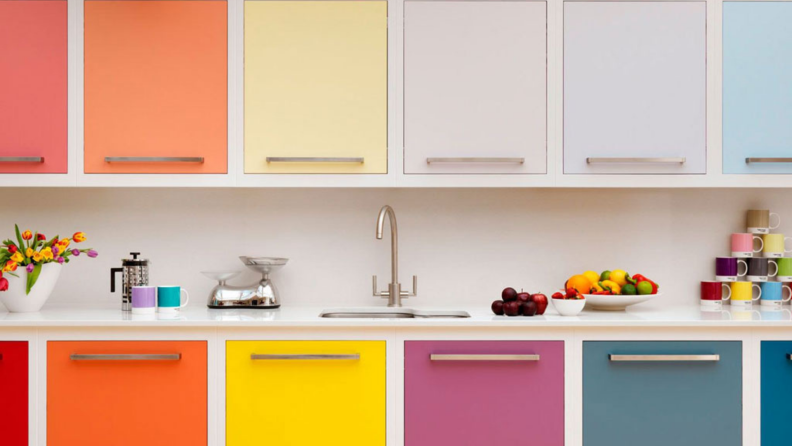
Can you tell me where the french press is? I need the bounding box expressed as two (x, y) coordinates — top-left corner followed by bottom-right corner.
(111, 252), (150, 311)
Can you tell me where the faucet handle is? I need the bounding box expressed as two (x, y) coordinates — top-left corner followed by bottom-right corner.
(399, 275), (418, 297)
(372, 275), (388, 297)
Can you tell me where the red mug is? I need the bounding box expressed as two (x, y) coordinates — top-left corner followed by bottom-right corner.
(701, 281), (731, 304)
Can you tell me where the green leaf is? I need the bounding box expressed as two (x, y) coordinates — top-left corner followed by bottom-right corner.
(26, 263), (42, 295)
(14, 225), (24, 250)
(31, 232), (39, 251)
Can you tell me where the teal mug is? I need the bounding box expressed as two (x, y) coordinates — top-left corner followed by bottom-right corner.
(157, 286), (189, 313)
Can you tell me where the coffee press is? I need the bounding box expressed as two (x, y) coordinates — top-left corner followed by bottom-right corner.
(111, 252), (150, 311)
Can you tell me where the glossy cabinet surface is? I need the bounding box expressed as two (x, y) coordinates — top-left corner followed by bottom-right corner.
(760, 341), (792, 446)
(0, 0), (67, 174)
(226, 340), (386, 445)
(723, 2), (792, 174)
(564, 2), (706, 174)
(47, 341), (207, 446)
(84, 0), (227, 174)
(403, 0), (546, 175)
(0, 342), (28, 446)
(405, 341), (564, 445)
(583, 341), (741, 446)
(244, 1), (387, 174)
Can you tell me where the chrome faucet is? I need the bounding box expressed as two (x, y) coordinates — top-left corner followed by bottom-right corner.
(373, 205), (417, 307)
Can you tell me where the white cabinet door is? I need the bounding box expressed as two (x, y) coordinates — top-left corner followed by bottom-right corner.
(404, 0), (547, 175)
(563, 2), (706, 174)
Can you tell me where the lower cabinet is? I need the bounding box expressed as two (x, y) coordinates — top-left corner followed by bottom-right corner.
(0, 341), (28, 446)
(226, 340), (386, 446)
(47, 341), (207, 446)
(761, 341), (792, 446)
(405, 341), (564, 445)
(583, 341), (742, 446)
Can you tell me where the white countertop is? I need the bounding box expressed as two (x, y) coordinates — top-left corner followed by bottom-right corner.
(0, 304), (790, 327)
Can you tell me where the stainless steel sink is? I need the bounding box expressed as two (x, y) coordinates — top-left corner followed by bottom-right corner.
(320, 308), (470, 319)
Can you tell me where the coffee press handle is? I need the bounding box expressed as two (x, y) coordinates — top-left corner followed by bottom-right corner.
(111, 268), (123, 293)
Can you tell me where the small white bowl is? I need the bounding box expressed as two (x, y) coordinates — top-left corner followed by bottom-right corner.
(550, 298), (586, 316)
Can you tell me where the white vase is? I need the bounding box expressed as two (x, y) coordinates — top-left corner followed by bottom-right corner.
(0, 263), (62, 312)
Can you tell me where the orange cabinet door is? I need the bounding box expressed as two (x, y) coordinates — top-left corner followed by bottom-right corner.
(47, 341), (207, 446)
(0, 0), (68, 173)
(84, 0), (227, 174)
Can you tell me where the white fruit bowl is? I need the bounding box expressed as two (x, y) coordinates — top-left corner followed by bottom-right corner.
(550, 298), (586, 316)
(583, 293), (660, 311)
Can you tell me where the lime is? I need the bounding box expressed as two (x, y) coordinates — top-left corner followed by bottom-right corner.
(637, 281), (653, 295)
(622, 284), (637, 295)
(600, 270), (611, 281)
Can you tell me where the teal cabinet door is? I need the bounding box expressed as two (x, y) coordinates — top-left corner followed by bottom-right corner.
(724, 2), (792, 174)
(761, 341), (792, 446)
(583, 341), (742, 446)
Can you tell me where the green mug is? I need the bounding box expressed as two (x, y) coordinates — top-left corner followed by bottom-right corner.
(157, 286), (189, 313)
(774, 258), (792, 281)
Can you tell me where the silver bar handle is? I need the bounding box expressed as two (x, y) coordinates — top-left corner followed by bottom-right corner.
(426, 157), (525, 164)
(609, 354), (720, 362)
(586, 157), (686, 164)
(747, 158), (792, 164)
(430, 354), (540, 361)
(0, 157), (44, 163)
(70, 354), (182, 361)
(105, 157), (204, 163)
(250, 354), (360, 360)
(266, 157), (364, 163)
(373, 275), (417, 298)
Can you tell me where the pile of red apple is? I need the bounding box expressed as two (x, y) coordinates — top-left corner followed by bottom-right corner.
(492, 288), (548, 316)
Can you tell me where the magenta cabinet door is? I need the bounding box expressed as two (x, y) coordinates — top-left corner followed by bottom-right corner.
(405, 341), (564, 446)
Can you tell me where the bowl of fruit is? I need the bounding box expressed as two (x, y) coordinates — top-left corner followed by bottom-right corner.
(550, 289), (586, 316)
(491, 288), (549, 317)
(565, 270), (660, 311)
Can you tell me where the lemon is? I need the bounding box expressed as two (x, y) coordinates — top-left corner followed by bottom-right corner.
(609, 269), (629, 286)
(583, 271), (600, 286)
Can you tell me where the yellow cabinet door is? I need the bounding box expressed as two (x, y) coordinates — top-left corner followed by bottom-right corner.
(227, 341), (386, 445)
(244, 1), (388, 174)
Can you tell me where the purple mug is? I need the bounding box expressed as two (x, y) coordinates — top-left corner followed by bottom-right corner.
(131, 286), (157, 314)
(715, 257), (747, 282)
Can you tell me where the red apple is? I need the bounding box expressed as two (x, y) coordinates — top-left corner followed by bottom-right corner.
(522, 301), (538, 316)
(491, 300), (504, 315)
(516, 290), (532, 303)
(531, 293), (548, 315)
(503, 300), (521, 316)
(502, 287), (518, 301)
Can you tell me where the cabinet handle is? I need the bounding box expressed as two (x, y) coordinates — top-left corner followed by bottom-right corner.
(746, 158), (792, 164)
(426, 157), (525, 165)
(250, 354), (360, 360)
(0, 156), (44, 163)
(266, 157), (364, 164)
(70, 354), (182, 361)
(586, 157), (686, 164)
(104, 157), (204, 163)
(430, 354), (540, 361)
(609, 354), (719, 362)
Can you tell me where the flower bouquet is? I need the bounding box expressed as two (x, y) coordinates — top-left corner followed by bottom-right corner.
(0, 225), (97, 312)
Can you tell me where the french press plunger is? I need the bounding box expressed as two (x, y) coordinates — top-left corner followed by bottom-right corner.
(111, 252), (149, 311)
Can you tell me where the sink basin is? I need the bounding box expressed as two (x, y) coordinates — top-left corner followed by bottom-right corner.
(320, 308), (470, 319)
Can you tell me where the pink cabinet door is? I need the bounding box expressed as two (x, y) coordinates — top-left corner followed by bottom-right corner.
(0, 0), (68, 173)
(405, 341), (564, 446)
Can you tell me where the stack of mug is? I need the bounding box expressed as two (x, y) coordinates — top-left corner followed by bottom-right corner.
(702, 209), (792, 309)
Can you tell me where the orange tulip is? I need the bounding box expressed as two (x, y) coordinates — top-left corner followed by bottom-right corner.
(22, 230), (32, 241)
(3, 261), (18, 272)
(73, 232), (86, 243)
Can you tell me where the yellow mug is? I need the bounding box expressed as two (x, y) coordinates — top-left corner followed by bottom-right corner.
(730, 281), (761, 306)
(762, 234), (792, 258)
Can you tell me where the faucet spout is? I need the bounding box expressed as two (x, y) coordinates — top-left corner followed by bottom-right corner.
(376, 205), (400, 306)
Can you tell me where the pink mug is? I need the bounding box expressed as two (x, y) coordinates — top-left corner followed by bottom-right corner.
(731, 233), (763, 258)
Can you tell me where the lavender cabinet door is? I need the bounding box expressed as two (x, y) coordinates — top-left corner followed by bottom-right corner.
(405, 341), (564, 446)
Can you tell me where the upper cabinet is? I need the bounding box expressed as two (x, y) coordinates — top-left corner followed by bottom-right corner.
(0, 0), (67, 174)
(83, 0), (228, 174)
(563, 1), (706, 175)
(244, 0), (387, 174)
(723, 2), (792, 174)
(403, 0), (547, 175)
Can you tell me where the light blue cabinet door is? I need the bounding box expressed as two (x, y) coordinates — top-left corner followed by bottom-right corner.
(724, 3), (792, 174)
(583, 341), (742, 446)
(761, 341), (792, 446)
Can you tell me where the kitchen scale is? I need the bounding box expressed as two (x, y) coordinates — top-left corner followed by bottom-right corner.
(203, 256), (288, 309)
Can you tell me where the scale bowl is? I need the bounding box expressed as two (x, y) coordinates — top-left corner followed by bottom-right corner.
(239, 257), (288, 275)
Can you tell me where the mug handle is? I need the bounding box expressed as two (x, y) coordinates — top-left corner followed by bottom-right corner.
(737, 259), (748, 277)
(752, 284), (762, 302)
(770, 261), (779, 278)
(721, 283), (732, 301)
(785, 237), (792, 254)
(180, 289), (190, 308)
(771, 212), (782, 230)
(754, 236), (765, 253)
(783, 285), (792, 303)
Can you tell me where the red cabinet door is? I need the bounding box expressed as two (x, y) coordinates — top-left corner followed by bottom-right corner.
(0, 341), (28, 446)
(0, 0), (68, 173)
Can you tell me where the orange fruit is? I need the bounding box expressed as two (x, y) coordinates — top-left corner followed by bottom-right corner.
(565, 274), (593, 294)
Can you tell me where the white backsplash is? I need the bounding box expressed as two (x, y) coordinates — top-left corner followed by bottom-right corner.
(1, 188), (788, 310)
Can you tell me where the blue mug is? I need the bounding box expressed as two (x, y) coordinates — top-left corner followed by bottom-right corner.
(157, 286), (190, 313)
(759, 281), (791, 307)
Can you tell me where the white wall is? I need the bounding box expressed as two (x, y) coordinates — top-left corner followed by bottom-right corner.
(0, 188), (787, 310)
